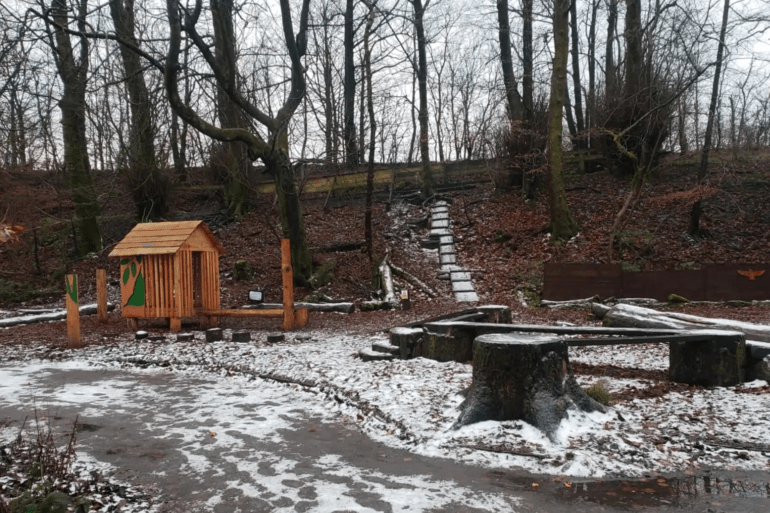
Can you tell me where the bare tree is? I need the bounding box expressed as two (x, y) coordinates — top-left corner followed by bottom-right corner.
(547, 0), (579, 242)
(108, 0), (168, 220)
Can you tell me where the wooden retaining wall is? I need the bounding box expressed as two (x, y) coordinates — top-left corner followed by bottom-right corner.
(543, 263), (770, 301)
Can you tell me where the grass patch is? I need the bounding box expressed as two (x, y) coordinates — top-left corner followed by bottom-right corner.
(585, 379), (614, 406)
(0, 278), (58, 306)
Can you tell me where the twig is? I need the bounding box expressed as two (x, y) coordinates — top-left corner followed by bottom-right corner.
(456, 443), (550, 459)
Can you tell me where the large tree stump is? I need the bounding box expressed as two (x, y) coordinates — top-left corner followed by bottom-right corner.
(455, 333), (605, 438)
(669, 331), (745, 386)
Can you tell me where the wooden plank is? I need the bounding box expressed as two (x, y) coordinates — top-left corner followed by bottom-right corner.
(282, 239), (295, 330)
(96, 269), (108, 323)
(296, 308), (309, 327)
(704, 264), (770, 301)
(542, 263), (623, 301)
(110, 246), (182, 256)
(196, 309), (284, 318)
(65, 274), (81, 348)
(213, 252), (220, 309)
(623, 270), (705, 301)
(173, 253), (182, 329)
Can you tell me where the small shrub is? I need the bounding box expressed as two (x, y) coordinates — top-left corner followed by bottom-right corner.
(493, 229), (512, 243)
(585, 379), (614, 406)
(308, 260), (336, 289)
(232, 260), (253, 281)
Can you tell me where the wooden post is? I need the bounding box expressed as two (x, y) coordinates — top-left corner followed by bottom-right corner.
(65, 274), (81, 348)
(296, 308), (308, 328)
(96, 269), (108, 323)
(281, 239), (295, 330)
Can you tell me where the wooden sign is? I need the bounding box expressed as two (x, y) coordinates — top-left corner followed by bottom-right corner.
(65, 274), (81, 348)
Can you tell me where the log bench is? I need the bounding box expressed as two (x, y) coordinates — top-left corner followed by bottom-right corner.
(403, 320), (747, 387)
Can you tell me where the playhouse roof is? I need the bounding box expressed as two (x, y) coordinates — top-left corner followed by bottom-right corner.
(108, 221), (226, 257)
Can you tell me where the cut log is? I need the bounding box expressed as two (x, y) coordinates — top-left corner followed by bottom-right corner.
(389, 327), (424, 359)
(455, 333), (605, 438)
(242, 302), (355, 314)
(603, 303), (770, 342)
(379, 255), (397, 304)
(669, 330), (746, 386)
(590, 302), (612, 319)
(476, 305), (512, 324)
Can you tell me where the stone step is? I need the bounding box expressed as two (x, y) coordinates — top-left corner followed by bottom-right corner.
(451, 280), (475, 293)
(432, 212), (450, 221)
(439, 244), (456, 255)
(439, 235), (454, 245)
(431, 219), (450, 229)
(359, 348), (396, 362)
(372, 342), (401, 355)
(440, 254), (457, 265)
(456, 291), (480, 302)
(450, 271), (471, 281)
(429, 228), (453, 238)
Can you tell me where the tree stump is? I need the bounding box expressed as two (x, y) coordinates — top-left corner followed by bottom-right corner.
(477, 305), (512, 324)
(669, 330), (745, 386)
(455, 333), (605, 439)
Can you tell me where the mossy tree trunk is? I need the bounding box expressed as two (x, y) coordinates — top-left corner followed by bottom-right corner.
(165, 0), (313, 282)
(546, 0), (579, 243)
(50, 0), (102, 255)
(211, 0), (252, 219)
(109, 0), (168, 221)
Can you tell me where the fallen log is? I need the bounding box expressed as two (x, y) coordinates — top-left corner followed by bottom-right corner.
(389, 262), (437, 298)
(540, 295), (599, 309)
(603, 303), (770, 342)
(0, 303), (115, 328)
(243, 302), (355, 314)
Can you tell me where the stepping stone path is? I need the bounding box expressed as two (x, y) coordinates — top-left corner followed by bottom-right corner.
(429, 201), (479, 303)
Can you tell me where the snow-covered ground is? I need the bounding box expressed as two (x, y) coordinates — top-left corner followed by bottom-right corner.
(2, 328), (768, 484)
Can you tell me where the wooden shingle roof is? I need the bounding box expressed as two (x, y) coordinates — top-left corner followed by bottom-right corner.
(108, 221), (226, 257)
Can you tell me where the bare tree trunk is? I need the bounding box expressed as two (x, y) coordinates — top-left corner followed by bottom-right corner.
(50, 0), (102, 254)
(344, 0), (359, 169)
(109, 0), (167, 220)
(411, 0), (435, 198)
(569, 0), (585, 146)
(547, 0), (579, 242)
(586, 0), (598, 142)
(363, 1), (377, 261)
(689, 0), (730, 237)
(522, 0), (533, 118)
(211, 0), (252, 219)
(407, 65), (417, 165)
(605, 0), (618, 98)
(496, 0), (525, 119)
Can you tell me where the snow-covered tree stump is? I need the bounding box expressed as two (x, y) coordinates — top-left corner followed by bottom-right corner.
(455, 333), (605, 438)
(669, 331), (745, 386)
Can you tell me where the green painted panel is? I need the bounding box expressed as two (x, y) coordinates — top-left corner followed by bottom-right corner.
(126, 272), (146, 307)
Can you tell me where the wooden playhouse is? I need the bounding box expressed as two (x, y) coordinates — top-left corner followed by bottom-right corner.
(109, 221), (225, 331)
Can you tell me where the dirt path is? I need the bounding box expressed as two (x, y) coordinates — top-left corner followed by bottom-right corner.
(1, 362), (768, 513)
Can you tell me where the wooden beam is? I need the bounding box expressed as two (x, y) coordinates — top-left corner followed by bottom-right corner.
(96, 269), (108, 323)
(196, 309), (284, 318)
(281, 239), (295, 330)
(65, 274), (81, 348)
